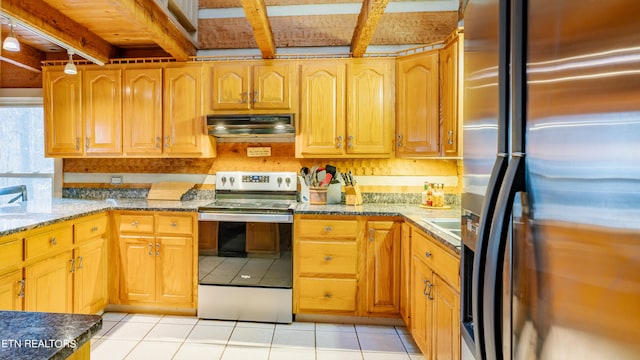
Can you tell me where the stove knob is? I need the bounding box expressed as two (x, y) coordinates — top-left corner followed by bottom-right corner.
(285, 177), (291, 187)
(221, 176), (227, 187)
(229, 177), (235, 187)
(277, 177), (283, 187)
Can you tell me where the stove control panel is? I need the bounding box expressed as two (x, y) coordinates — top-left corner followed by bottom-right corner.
(216, 171), (297, 192)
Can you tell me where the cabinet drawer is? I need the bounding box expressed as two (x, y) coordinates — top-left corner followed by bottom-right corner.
(296, 219), (358, 239)
(412, 229), (460, 291)
(0, 237), (22, 270)
(25, 226), (73, 260)
(119, 214), (154, 234)
(297, 277), (357, 312)
(156, 214), (194, 236)
(298, 241), (357, 275)
(75, 214), (108, 242)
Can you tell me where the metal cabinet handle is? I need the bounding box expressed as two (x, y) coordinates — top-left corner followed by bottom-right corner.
(50, 237), (57, 246)
(423, 278), (428, 296)
(170, 222), (178, 227)
(347, 135), (354, 148)
(324, 255), (333, 262)
(165, 135), (170, 149)
(91, 226), (98, 232)
(426, 281), (434, 300)
(70, 258), (76, 273)
(75, 137), (81, 151)
(156, 136), (162, 149)
(425, 251), (432, 258)
(156, 243), (160, 256)
(324, 292), (332, 299)
(324, 226), (333, 232)
(131, 220), (139, 227)
(85, 137), (90, 150)
(148, 242), (153, 256)
(447, 130), (454, 145)
(397, 134), (403, 148)
(77, 256), (83, 270)
(336, 136), (343, 149)
(253, 90), (258, 103)
(18, 279), (25, 298)
(369, 228), (375, 242)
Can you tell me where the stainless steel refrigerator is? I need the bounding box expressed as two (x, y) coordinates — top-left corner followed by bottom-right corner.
(461, 0), (640, 359)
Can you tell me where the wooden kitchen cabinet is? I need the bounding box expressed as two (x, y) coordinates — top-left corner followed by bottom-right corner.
(362, 220), (401, 315)
(410, 226), (460, 359)
(206, 61), (295, 112)
(400, 222), (412, 325)
(24, 250), (74, 313)
(123, 67), (164, 156)
(114, 211), (197, 308)
(0, 270), (23, 311)
(43, 68), (83, 156)
(73, 213), (109, 314)
(440, 30), (463, 157)
(298, 59), (394, 158)
(396, 50), (440, 157)
(83, 68), (123, 155)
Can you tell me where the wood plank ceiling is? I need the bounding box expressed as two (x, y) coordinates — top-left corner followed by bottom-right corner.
(0, 0), (459, 86)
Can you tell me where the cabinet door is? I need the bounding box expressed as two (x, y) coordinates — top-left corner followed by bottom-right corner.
(83, 68), (122, 155)
(397, 51), (440, 157)
(25, 251), (73, 313)
(119, 236), (156, 303)
(411, 256), (433, 356)
(211, 64), (251, 110)
(346, 60), (394, 155)
(253, 64), (292, 110)
(163, 65), (203, 155)
(400, 223), (411, 324)
(433, 273), (461, 360)
(43, 69), (83, 156)
(299, 62), (346, 156)
(0, 270), (23, 311)
(440, 35), (461, 157)
(365, 221), (401, 314)
(123, 68), (163, 155)
(156, 236), (193, 305)
(246, 222), (279, 254)
(74, 237), (107, 314)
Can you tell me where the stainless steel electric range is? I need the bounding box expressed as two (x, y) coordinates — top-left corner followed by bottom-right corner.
(197, 171), (297, 323)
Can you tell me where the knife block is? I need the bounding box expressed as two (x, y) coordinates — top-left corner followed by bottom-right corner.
(345, 185), (363, 206)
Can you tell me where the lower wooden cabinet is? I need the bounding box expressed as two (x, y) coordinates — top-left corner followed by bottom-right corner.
(114, 211), (197, 309)
(0, 270), (23, 311)
(364, 220), (401, 315)
(25, 251), (74, 313)
(410, 226), (460, 360)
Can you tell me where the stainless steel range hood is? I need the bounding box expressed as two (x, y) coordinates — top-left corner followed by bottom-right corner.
(206, 114), (295, 142)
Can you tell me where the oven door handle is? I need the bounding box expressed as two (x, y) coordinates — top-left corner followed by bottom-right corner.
(198, 212), (293, 223)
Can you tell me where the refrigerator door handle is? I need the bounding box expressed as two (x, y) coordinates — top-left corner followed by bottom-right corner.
(483, 155), (526, 360)
(471, 154), (509, 359)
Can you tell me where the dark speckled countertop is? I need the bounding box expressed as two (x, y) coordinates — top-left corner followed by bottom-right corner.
(0, 198), (461, 255)
(0, 311), (101, 360)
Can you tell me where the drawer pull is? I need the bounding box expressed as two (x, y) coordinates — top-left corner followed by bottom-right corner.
(77, 256), (83, 270)
(324, 292), (332, 299)
(426, 280), (434, 301)
(148, 243), (153, 256)
(170, 222), (178, 227)
(50, 237), (57, 246)
(91, 226), (98, 232)
(324, 226), (333, 232)
(70, 258), (76, 273)
(131, 220), (139, 227)
(156, 243), (160, 256)
(324, 255), (333, 262)
(369, 228), (375, 242)
(425, 251), (432, 258)
(18, 279), (25, 298)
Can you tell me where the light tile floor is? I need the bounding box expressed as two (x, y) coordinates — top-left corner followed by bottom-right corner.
(92, 313), (425, 360)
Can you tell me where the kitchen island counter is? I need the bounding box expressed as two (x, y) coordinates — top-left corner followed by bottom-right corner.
(0, 311), (101, 360)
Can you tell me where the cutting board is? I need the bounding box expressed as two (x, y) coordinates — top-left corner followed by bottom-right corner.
(147, 182), (195, 200)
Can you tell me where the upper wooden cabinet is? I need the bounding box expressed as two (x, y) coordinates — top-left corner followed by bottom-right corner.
(44, 63), (215, 158)
(396, 50), (440, 157)
(297, 59), (394, 158)
(205, 61), (296, 113)
(440, 31), (463, 157)
(44, 67), (122, 157)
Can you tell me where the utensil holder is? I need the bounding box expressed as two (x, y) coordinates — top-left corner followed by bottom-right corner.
(345, 185), (363, 206)
(309, 186), (328, 205)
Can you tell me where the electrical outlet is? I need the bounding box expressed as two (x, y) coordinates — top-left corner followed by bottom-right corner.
(110, 176), (123, 185)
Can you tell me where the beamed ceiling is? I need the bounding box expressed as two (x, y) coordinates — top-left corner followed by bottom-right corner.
(0, 0), (461, 86)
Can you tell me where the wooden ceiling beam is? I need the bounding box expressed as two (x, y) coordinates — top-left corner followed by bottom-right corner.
(240, 0), (276, 59)
(0, 39), (44, 73)
(104, 0), (197, 61)
(1, 0), (114, 65)
(350, 0), (390, 57)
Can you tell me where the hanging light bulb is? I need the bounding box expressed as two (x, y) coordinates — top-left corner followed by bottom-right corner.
(64, 50), (77, 75)
(3, 20), (20, 52)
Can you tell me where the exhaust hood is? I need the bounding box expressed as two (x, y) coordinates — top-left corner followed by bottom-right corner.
(207, 114), (295, 142)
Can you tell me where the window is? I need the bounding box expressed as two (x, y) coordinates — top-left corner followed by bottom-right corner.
(0, 100), (54, 204)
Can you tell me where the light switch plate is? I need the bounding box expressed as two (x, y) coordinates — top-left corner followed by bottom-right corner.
(110, 176), (123, 185)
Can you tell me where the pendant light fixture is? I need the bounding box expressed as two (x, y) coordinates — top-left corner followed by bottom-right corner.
(64, 50), (77, 75)
(3, 20), (20, 52)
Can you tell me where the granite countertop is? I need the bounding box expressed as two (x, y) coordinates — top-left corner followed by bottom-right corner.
(0, 198), (461, 255)
(0, 311), (101, 360)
